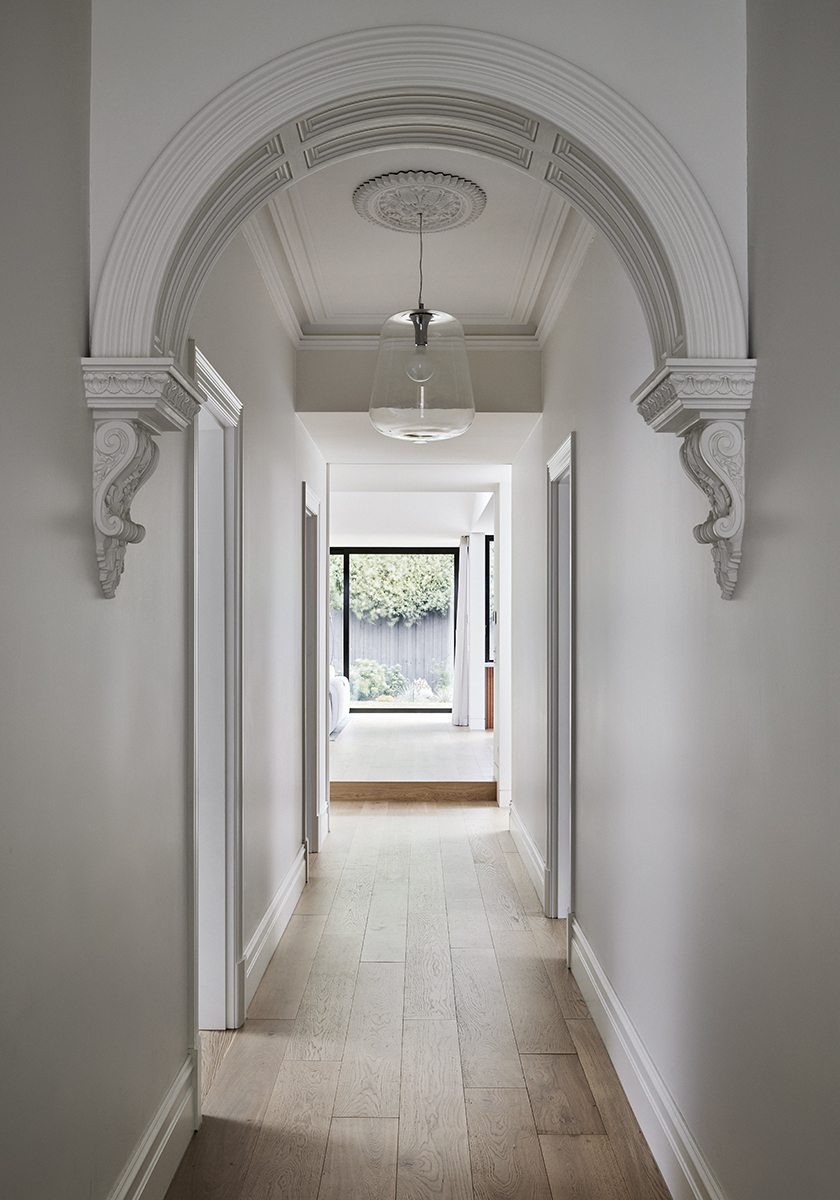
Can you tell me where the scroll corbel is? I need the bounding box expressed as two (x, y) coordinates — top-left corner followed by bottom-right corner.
(633, 359), (755, 599)
(83, 358), (202, 598)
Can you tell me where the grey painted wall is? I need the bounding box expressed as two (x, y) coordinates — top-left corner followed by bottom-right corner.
(296, 345), (543, 413)
(508, 5), (840, 1191)
(0, 3), (192, 1197)
(190, 232), (326, 945)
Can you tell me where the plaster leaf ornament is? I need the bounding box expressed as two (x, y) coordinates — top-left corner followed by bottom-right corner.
(679, 421), (745, 600)
(632, 358), (755, 599)
(92, 419), (159, 598)
(83, 357), (203, 597)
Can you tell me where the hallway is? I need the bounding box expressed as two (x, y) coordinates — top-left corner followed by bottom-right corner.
(168, 800), (670, 1200)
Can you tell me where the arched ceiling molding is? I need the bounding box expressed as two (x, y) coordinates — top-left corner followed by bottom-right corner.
(88, 27), (755, 599)
(91, 26), (745, 364)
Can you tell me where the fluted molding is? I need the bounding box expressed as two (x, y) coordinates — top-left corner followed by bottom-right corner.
(633, 359), (756, 599)
(83, 358), (202, 597)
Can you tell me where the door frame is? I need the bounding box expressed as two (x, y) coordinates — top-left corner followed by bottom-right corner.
(546, 433), (576, 924)
(303, 484), (328, 854)
(191, 346), (244, 1072)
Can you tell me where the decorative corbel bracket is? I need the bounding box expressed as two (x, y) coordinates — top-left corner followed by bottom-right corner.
(82, 358), (202, 597)
(632, 359), (756, 599)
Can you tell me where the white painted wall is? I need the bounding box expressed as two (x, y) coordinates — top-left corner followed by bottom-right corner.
(189, 232), (326, 951)
(296, 345), (542, 413)
(506, 33), (840, 1186)
(89, 0), (747, 310)
(467, 533), (487, 729)
(0, 4), (193, 1196)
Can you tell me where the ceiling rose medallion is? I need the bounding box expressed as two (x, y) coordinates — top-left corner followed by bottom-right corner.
(353, 171), (486, 233)
(354, 171), (485, 441)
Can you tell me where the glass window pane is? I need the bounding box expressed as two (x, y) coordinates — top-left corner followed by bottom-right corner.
(346, 552), (455, 709)
(329, 553), (345, 675)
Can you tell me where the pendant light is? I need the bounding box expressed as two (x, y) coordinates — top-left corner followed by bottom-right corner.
(354, 172), (484, 442)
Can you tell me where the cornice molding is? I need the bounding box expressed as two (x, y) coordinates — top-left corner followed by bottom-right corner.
(192, 348), (243, 428)
(83, 358), (203, 598)
(294, 334), (542, 352)
(633, 358), (756, 599)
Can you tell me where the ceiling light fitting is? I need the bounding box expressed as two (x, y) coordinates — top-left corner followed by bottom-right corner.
(356, 172), (483, 442)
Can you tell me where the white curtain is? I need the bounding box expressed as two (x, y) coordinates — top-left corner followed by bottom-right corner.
(452, 536), (470, 726)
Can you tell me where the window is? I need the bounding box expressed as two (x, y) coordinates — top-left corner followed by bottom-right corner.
(330, 548), (459, 711)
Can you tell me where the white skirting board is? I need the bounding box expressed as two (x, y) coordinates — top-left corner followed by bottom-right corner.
(508, 804), (546, 898)
(105, 1055), (196, 1200)
(570, 920), (729, 1200)
(243, 845), (307, 1008)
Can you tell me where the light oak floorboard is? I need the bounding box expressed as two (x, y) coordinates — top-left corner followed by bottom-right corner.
(239, 1061), (340, 1200)
(475, 859), (530, 932)
(521, 1054), (605, 1135)
(441, 846), (483, 901)
(322, 865), (376, 935)
(199, 1029), (236, 1105)
(334, 962), (405, 1118)
(464, 1088), (552, 1200)
(539, 1134), (631, 1200)
(168, 802), (671, 1200)
(404, 911), (456, 1018)
(568, 1019), (672, 1200)
(397, 1020), (473, 1200)
(492, 931), (575, 1053)
(502, 851), (544, 913)
(285, 933), (363, 1060)
(165, 1020), (291, 1200)
(318, 1118), (400, 1200)
(248, 914), (328, 1019)
(294, 871), (342, 916)
(363, 875), (409, 962)
(409, 824), (447, 913)
(447, 897), (494, 949)
(529, 919), (590, 1020)
(451, 948), (524, 1087)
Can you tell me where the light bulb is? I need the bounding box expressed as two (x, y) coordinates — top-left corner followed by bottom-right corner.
(405, 347), (434, 383)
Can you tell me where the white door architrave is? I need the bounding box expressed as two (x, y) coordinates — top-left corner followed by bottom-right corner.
(546, 434), (575, 928)
(192, 346), (244, 1062)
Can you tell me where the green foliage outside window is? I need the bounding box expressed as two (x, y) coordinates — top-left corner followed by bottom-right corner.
(350, 659), (409, 701)
(329, 553), (453, 626)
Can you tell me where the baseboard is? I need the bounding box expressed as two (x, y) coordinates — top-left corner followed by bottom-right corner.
(508, 804), (546, 898)
(570, 920), (728, 1200)
(106, 1056), (195, 1200)
(496, 786), (511, 809)
(244, 845), (307, 1008)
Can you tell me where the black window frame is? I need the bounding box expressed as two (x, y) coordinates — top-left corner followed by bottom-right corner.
(329, 545), (460, 713)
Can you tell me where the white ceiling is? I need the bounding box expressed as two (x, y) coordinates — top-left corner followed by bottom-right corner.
(297, 411), (541, 465)
(245, 137), (593, 345)
(330, 491), (494, 547)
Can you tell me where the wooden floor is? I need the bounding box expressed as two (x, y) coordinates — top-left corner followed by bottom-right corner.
(167, 800), (671, 1200)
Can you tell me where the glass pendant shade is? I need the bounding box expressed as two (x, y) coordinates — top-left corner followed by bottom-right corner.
(369, 310), (475, 441)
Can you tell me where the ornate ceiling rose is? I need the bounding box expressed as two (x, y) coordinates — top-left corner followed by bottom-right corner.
(353, 171), (486, 232)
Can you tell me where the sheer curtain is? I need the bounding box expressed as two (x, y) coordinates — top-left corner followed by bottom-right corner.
(452, 536), (470, 726)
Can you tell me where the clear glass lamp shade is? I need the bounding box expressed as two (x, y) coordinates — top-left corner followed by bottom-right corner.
(369, 310), (475, 441)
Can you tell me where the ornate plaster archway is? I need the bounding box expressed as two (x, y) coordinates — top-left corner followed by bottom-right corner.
(83, 26), (754, 598)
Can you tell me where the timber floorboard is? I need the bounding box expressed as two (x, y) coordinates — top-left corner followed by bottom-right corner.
(166, 799), (672, 1200)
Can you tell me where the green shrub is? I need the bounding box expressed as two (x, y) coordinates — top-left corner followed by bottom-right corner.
(331, 553), (453, 626)
(350, 658), (409, 701)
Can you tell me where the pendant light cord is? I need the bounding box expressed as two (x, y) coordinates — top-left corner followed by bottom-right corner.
(417, 212), (424, 310)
